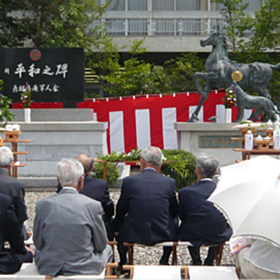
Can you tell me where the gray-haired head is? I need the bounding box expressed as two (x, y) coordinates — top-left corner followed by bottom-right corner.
(0, 146), (14, 167)
(75, 154), (94, 174)
(56, 158), (84, 187)
(140, 146), (163, 168)
(196, 154), (219, 179)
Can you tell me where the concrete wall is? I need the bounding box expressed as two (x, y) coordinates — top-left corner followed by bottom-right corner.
(2, 109), (108, 187)
(111, 36), (212, 53)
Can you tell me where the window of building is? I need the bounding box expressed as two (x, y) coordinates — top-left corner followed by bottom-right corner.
(153, 0), (174, 11)
(128, 0), (147, 10)
(243, 0), (261, 11)
(177, 19), (203, 35)
(153, 19), (175, 35)
(216, 0), (261, 11)
(106, 0), (125, 11)
(106, 19), (125, 36)
(128, 19), (148, 35)
(176, 0), (199, 10)
(210, 19), (225, 31)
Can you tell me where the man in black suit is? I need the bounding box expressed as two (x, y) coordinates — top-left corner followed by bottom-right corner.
(0, 193), (33, 274)
(114, 146), (178, 269)
(57, 154), (114, 239)
(0, 146), (28, 239)
(178, 154), (232, 265)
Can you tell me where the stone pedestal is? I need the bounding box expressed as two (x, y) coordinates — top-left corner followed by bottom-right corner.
(175, 122), (246, 166)
(3, 109), (107, 187)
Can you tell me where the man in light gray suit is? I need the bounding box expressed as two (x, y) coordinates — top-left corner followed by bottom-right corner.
(33, 158), (112, 277)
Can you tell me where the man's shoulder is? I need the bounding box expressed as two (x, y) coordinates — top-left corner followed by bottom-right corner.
(36, 193), (57, 206)
(123, 172), (142, 181)
(179, 184), (198, 194)
(124, 170), (175, 187)
(0, 176), (24, 196)
(37, 191), (100, 208)
(179, 181), (215, 196)
(0, 173), (24, 187)
(126, 169), (174, 178)
(85, 176), (107, 187)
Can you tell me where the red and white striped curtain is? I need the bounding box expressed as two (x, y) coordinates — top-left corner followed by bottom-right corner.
(78, 90), (239, 154)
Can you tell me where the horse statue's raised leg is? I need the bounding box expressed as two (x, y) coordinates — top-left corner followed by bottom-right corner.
(188, 71), (217, 122)
(188, 77), (211, 122)
(193, 72), (208, 98)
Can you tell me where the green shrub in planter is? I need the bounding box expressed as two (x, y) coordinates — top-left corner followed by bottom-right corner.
(162, 149), (197, 191)
(0, 80), (14, 127)
(92, 162), (120, 186)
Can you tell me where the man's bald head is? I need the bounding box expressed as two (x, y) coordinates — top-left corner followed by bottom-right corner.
(75, 154), (94, 174)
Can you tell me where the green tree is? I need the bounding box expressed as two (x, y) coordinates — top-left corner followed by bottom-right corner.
(163, 53), (205, 93)
(214, 0), (254, 52)
(0, 0), (116, 70)
(101, 38), (206, 96)
(250, 0), (280, 52)
(26, 0), (121, 90)
(215, 0), (280, 52)
(0, 0), (32, 47)
(102, 39), (155, 96)
(26, 0), (109, 50)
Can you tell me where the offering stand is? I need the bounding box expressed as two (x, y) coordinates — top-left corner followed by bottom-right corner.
(232, 127), (280, 160)
(2, 131), (32, 178)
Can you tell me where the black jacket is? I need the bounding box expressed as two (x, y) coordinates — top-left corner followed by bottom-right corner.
(179, 180), (232, 247)
(0, 193), (27, 274)
(0, 169), (28, 224)
(114, 169), (178, 245)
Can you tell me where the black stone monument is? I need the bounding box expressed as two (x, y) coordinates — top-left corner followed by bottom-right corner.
(0, 48), (84, 108)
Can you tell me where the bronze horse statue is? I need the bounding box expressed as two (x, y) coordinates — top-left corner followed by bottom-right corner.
(188, 29), (280, 122)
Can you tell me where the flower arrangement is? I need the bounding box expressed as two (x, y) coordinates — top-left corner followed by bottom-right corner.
(20, 83), (33, 108)
(223, 84), (237, 108)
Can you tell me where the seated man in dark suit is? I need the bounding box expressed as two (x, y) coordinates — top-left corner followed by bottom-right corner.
(0, 193), (33, 274)
(0, 146), (29, 239)
(114, 146), (178, 270)
(178, 154), (232, 265)
(57, 154), (114, 240)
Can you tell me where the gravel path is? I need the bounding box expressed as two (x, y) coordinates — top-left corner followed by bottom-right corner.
(25, 188), (235, 266)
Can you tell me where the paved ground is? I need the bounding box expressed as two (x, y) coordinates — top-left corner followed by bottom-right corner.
(25, 188), (235, 266)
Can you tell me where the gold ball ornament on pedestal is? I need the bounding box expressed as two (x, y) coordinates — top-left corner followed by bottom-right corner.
(231, 71), (243, 82)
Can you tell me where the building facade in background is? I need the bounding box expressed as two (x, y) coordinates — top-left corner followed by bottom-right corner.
(99, 0), (260, 53)
(86, 0), (260, 96)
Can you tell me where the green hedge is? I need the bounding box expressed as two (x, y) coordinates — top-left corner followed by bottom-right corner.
(95, 148), (197, 190)
(162, 149), (197, 191)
